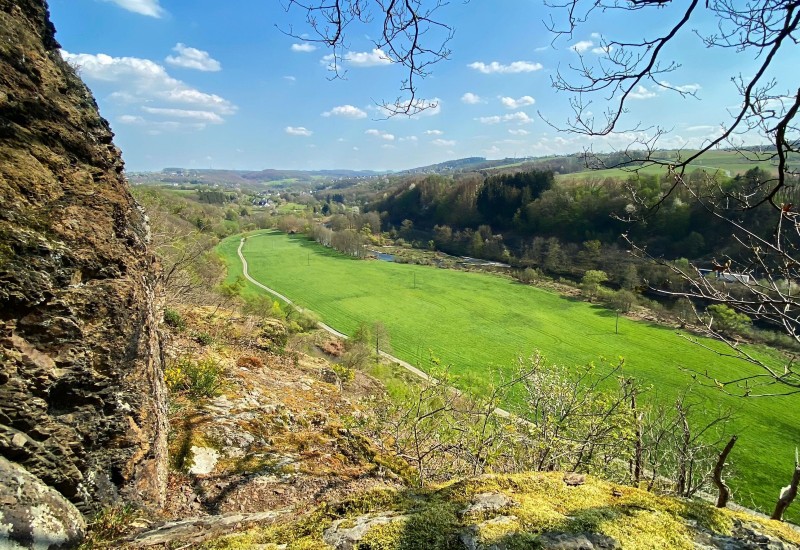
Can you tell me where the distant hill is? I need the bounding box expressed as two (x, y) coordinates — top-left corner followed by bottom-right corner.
(131, 147), (799, 191)
(399, 156), (544, 174)
(129, 167), (384, 189)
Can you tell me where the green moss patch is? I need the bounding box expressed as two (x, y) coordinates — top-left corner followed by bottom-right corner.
(201, 472), (800, 549)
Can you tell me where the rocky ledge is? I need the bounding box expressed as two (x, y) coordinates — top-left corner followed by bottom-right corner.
(0, 0), (167, 547)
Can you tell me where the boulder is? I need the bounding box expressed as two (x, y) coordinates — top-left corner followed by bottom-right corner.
(538, 532), (619, 550)
(460, 492), (517, 517)
(0, 456), (86, 549)
(323, 512), (407, 550)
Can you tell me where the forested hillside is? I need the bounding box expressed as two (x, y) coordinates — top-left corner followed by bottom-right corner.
(368, 167), (798, 271)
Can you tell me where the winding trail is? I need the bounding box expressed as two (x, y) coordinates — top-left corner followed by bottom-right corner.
(237, 237), (439, 385)
(234, 237), (800, 521)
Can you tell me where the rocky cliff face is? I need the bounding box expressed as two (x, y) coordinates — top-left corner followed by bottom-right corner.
(0, 0), (167, 531)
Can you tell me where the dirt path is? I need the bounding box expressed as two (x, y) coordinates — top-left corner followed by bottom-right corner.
(237, 237), (435, 383)
(235, 237), (800, 518)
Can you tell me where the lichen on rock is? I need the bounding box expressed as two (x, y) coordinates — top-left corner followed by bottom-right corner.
(0, 456), (86, 549)
(0, 0), (167, 526)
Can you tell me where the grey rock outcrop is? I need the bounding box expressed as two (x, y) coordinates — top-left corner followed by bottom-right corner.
(0, 456), (86, 549)
(323, 513), (408, 550)
(0, 0), (167, 524)
(460, 492), (517, 517)
(538, 532), (619, 550)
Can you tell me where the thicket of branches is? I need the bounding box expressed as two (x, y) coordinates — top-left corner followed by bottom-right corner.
(289, 0), (800, 394)
(353, 354), (733, 498)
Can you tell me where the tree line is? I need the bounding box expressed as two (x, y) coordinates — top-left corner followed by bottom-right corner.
(370, 167), (799, 261)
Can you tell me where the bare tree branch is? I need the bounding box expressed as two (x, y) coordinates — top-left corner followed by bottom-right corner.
(282, 0), (455, 115)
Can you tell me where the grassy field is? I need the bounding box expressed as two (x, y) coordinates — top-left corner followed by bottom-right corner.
(557, 149), (800, 183)
(219, 230), (800, 518)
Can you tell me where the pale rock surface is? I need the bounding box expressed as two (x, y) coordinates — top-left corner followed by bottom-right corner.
(0, 456), (85, 549)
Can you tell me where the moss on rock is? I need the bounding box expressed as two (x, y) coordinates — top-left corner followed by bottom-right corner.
(202, 472), (800, 550)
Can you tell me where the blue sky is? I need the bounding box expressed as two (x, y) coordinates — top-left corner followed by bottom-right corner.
(48, 0), (794, 172)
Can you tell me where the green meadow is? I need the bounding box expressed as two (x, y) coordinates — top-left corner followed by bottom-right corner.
(218, 230), (800, 517)
(557, 149), (800, 183)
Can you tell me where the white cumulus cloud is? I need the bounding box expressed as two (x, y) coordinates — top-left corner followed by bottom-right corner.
(322, 48), (392, 69)
(322, 105), (367, 119)
(345, 48), (392, 66)
(468, 61), (543, 74)
(629, 85), (657, 100)
(660, 81), (702, 93)
(61, 51), (236, 117)
(365, 129), (395, 141)
(141, 107), (224, 123)
(591, 45), (613, 54)
(165, 43), (221, 72)
(101, 0), (164, 17)
(461, 92), (483, 104)
(509, 129), (530, 135)
(432, 139), (456, 147)
(478, 111), (533, 125)
(425, 130), (444, 135)
(291, 43), (317, 53)
(570, 40), (594, 53)
(501, 95), (535, 109)
(286, 126), (313, 136)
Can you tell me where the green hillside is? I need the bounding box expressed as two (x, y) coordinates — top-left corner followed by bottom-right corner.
(219, 230), (800, 518)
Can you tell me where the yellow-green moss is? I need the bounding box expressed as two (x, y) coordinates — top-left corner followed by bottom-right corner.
(287, 537), (331, 549)
(600, 510), (694, 550)
(475, 515), (521, 545)
(201, 464), (800, 550)
(359, 520), (407, 550)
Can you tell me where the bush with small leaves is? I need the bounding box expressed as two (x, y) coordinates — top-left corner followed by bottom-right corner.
(707, 304), (751, 337)
(332, 363), (355, 383)
(165, 357), (224, 399)
(516, 267), (543, 284)
(605, 289), (637, 312)
(82, 504), (141, 548)
(195, 332), (213, 346)
(163, 308), (185, 331)
(259, 321), (289, 351)
(286, 306), (320, 333)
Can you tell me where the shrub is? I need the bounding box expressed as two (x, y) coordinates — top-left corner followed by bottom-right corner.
(244, 295), (286, 320)
(341, 344), (372, 370)
(332, 363), (355, 383)
(320, 338), (345, 357)
(516, 267), (542, 284)
(165, 357), (224, 399)
(259, 320), (289, 351)
(163, 308), (185, 331)
(581, 269), (608, 301)
(195, 332), (213, 346)
(286, 307), (320, 333)
(605, 289), (637, 312)
(706, 304), (751, 336)
(81, 504), (141, 548)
